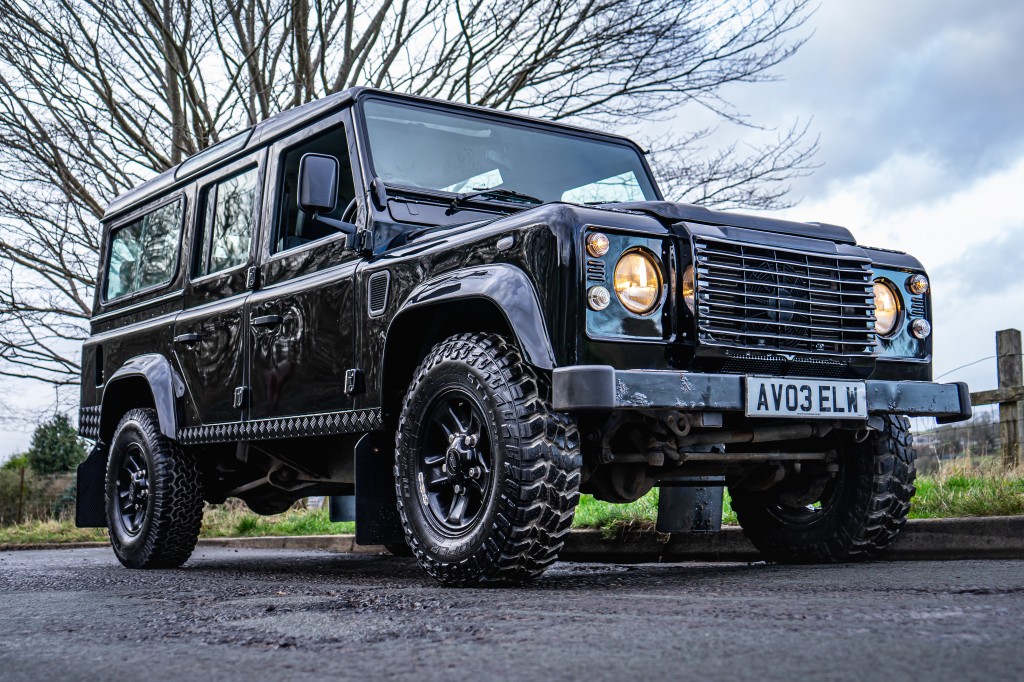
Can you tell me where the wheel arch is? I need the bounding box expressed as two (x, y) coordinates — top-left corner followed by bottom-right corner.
(100, 354), (182, 442)
(380, 264), (555, 426)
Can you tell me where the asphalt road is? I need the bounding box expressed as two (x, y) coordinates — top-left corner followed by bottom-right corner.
(1, 548), (1022, 681)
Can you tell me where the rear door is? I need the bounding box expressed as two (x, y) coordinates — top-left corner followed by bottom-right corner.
(246, 110), (363, 422)
(173, 153), (264, 428)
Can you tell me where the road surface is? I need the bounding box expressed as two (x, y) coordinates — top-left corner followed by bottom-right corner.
(1, 548), (1022, 680)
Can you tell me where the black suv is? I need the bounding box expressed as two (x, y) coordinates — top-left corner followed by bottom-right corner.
(76, 88), (971, 584)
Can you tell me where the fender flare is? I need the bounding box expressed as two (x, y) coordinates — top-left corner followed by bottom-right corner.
(101, 354), (183, 441)
(392, 263), (556, 369)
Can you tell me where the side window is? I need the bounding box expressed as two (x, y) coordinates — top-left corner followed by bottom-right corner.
(105, 199), (182, 300)
(194, 167), (258, 277)
(274, 125), (355, 253)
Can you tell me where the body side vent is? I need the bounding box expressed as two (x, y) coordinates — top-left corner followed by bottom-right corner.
(367, 270), (390, 317)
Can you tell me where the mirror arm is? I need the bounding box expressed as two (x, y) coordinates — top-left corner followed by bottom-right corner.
(312, 212), (357, 235)
(370, 177), (388, 210)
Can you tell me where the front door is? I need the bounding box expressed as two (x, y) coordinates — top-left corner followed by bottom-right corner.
(173, 153), (264, 427)
(246, 112), (361, 422)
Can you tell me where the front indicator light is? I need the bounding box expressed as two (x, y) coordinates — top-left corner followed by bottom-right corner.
(873, 280), (901, 337)
(613, 250), (662, 315)
(682, 265), (696, 314)
(586, 232), (610, 257)
(910, 318), (931, 339)
(588, 285), (611, 311)
(907, 273), (929, 295)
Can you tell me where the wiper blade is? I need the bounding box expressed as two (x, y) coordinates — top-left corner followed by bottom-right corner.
(450, 188), (544, 209)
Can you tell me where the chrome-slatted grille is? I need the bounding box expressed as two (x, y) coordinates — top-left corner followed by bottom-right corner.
(694, 237), (876, 356)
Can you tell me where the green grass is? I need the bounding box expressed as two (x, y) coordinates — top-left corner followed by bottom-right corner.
(0, 520), (108, 545)
(572, 488), (736, 536)
(200, 504), (355, 538)
(2, 466), (1021, 546)
(911, 468), (1024, 518)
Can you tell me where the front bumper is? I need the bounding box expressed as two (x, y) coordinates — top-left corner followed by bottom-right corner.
(552, 366), (972, 424)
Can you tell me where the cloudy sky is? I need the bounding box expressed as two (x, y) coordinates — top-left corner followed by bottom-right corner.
(1, 0), (1021, 457)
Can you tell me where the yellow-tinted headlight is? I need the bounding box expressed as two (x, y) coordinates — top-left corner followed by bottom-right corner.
(873, 280), (901, 336)
(613, 250), (662, 315)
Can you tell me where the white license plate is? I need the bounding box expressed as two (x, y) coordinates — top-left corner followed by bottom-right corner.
(745, 377), (867, 418)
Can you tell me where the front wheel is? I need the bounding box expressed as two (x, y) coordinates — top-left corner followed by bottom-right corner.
(105, 408), (204, 569)
(730, 415), (916, 563)
(394, 333), (581, 585)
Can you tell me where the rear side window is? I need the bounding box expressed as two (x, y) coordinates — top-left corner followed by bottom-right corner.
(194, 167), (258, 277)
(104, 199), (183, 301)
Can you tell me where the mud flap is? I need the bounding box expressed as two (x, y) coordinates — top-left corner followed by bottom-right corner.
(76, 443), (108, 528)
(354, 432), (404, 546)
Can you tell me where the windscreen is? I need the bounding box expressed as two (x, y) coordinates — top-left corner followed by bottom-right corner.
(362, 99), (658, 204)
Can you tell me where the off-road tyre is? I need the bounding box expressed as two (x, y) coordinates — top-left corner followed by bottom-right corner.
(394, 333), (581, 586)
(730, 415), (916, 563)
(105, 408), (204, 569)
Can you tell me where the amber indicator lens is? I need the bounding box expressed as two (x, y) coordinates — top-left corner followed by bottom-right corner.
(586, 232), (610, 257)
(906, 273), (929, 295)
(613, 250), (661, 315)
(873, 280), (901, 336)
(682, 264), (696, 314)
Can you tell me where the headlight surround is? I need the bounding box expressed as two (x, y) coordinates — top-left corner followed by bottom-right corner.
(872, 279), (902, 337)
(682, 264), (696, 314)
(613, 249), (662, 315)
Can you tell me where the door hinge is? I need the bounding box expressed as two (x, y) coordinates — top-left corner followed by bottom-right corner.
(233, 386), (250, 409)
(246, 266), (260, 290)
(344, 369), (365, 396)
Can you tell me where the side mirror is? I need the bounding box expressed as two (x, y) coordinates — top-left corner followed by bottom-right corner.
(298, 153), (339, 214)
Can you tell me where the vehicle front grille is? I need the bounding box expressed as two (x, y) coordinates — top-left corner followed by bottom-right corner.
(693, 236), (876, 356)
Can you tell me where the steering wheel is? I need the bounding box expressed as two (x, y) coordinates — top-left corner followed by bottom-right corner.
(341, 197), (359, 223)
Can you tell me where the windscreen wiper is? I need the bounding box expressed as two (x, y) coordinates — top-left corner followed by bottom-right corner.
(450, 188), (544, 209)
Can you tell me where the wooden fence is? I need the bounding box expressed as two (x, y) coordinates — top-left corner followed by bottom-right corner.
(969, 329), (1022, 467)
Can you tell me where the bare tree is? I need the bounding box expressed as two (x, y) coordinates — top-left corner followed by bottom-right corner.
(0, 0), (814, 390)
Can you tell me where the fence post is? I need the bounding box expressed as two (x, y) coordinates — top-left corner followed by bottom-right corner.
(997, 329), (1022, 467)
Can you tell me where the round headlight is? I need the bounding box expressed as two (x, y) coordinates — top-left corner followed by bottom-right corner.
(906, 273), (929, 295)
(586, 232), (610, 257)
(873, 280), (901, 337)
(613, 250), (662, 315)
(682, 264), (696, 314)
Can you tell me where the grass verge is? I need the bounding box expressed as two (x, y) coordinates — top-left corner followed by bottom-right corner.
(2, 464), (1021, 546)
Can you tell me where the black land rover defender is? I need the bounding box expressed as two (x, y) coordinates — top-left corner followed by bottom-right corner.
(76, 88), (971, 584)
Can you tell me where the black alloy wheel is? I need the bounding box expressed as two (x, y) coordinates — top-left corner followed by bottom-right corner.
(114, 442), (151, 536)
(416, 390), (494, 536)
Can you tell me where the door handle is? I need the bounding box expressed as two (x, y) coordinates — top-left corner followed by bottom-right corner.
(173, 332), (202, 345)
(251, 314), (283, 328)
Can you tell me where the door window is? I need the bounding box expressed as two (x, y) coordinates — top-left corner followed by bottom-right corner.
(194, 167), (258, 277)
(104, 198), (182, 300)
(273, 125), (355, 253)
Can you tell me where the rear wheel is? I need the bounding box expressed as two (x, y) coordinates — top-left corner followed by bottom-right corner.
(395, 333), (581, 585)
(730, 415), (916, 563)
(105, 408), (204, 569)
